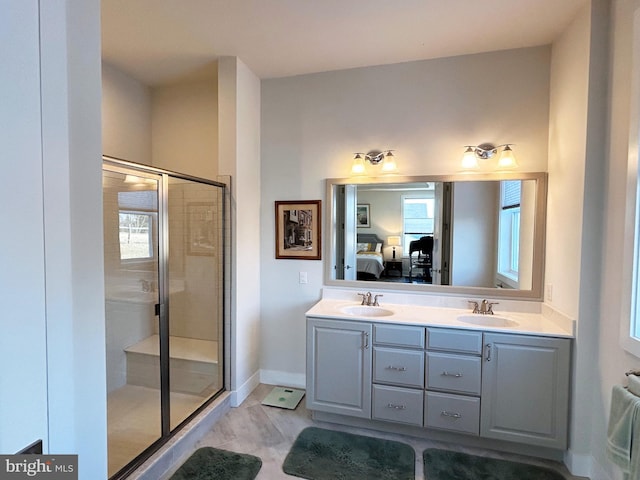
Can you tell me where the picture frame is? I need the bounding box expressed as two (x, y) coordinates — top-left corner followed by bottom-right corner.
(357, 204), (371, 228)
(275, 200), (322, 260)
(187, 202), (216, 256)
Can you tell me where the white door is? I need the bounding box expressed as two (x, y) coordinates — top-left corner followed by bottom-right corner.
(343, 185), (357, 280)
(431, 183), (443, 284)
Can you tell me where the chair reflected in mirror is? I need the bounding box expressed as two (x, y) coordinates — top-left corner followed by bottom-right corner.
(409, 235), (433, 283)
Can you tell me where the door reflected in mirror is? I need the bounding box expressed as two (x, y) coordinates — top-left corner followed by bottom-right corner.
(326, 173), (546, 300)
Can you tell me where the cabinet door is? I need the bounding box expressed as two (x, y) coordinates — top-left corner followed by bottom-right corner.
(481, 333), (570, 449)
(306, 318), (372, 418)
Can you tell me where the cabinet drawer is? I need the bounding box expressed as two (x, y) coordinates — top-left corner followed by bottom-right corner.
(373, 385), (424, 426)
(374, 347), (425, 388)
(374, 324), (425, 348)
(427, 328), (482, 354)
(426, 352), (481, 394)
(425, 391), (480, 435)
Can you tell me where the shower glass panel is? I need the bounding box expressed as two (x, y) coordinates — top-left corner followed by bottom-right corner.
(103, 167), (162, 476)
(103, 157), (226, 479)
(167, 177), (224, 429)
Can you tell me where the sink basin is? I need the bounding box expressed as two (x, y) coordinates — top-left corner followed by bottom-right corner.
(340, 305), (394, 317)
(457, 314), (519, 328)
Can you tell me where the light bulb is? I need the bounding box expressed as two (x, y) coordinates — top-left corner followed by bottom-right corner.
(461, 146), (479, 170)
(497, 145), (518, 169)
(351, 153), (366, 175)
(381, 151), (398, 173)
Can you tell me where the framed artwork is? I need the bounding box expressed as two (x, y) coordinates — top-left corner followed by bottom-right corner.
(357, 204), (370, 227)
(275, 200), (322, 260)
(187, 202), (216, 256)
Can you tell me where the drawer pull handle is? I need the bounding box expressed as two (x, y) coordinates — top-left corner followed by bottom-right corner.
(363, 332), (369, 349)
(387, 365), (407, 371)
(441, 410), (462, 419)
(441, 371), (463, 378)
(387, 403), (407, 410)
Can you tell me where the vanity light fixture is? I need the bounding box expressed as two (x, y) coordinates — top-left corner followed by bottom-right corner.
(351, 150), (398, 175)
(461, 143), (518, 170)
(387, 236), (402, 259)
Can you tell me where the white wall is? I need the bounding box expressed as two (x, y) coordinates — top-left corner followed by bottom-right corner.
(260, 47), (551, 386)
(545, 16), (593, 467)
(102, 62), (152, 163)
(451, 182), (498, 287)
(546, 6), (591, 320)
(519, 180), (536, 291)
(151, 75), (218, 179)
(356, 188), (420, 260)
(43, 1), (106, 477)
(0, 0), (49, 454)
(0, 0), (107, 477)
(592, 1), (640, 478)
(218, 57), (262, 404)
(546, 3), (612, 476)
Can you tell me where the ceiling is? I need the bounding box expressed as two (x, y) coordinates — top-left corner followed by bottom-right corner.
(101, 0), (588, 86)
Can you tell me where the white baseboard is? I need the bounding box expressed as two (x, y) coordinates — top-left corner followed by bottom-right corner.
(564, 450), (593, 478)
(259, 369), (306, 389)
(230, 370), (260, 407)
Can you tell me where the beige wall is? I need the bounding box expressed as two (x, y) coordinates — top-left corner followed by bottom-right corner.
(102, 62), (152, 163)
(151, 75), (218, 179)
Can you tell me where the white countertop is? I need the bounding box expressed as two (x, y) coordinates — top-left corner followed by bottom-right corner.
(306, 298), (574, 338)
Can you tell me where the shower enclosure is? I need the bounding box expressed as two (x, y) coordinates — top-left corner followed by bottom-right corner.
(103, 157), (226, 478)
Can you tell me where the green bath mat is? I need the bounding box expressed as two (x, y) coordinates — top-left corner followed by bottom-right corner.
(169, 447), (261, 480)
(261, 386), (305, 410)
(282, 426), (415, 479)
(423, 448), (565, 480)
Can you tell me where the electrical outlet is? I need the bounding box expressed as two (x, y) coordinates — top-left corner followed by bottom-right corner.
(545, 283), (553, 301)
(299, 272), (308, 284)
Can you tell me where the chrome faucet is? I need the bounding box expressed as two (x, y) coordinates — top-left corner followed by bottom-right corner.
(358, 292), (383, 306)
(358, 292), (371, 305)
(468, 299), (499, 315)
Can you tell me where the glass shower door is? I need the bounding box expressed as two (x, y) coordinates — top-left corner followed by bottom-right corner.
(103, 167), (162, 477)
(167, 177), (224, 429)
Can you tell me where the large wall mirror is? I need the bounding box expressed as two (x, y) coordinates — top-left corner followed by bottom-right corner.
(325, 172), (547, 300)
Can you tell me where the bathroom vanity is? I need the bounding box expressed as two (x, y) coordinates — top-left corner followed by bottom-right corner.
(305, 295), (572, 453)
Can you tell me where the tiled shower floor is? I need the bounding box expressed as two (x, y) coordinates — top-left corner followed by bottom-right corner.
(107, 384), (206, 477)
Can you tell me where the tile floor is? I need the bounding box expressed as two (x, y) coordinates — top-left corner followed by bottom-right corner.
(159, 384), (588, 480)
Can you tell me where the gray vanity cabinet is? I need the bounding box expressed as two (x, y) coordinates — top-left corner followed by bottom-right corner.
(425, 328), (483, 435)
(480, 333), (571, 449)
(306, 317), (372, 418)
(306, 316), (572, 452)
(371, 324), (426, 426)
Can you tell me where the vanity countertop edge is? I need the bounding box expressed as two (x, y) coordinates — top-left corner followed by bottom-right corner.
(305, 298), (575, 339)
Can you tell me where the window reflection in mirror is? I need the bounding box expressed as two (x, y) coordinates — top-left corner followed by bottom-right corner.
(326, 173), (546, 300)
